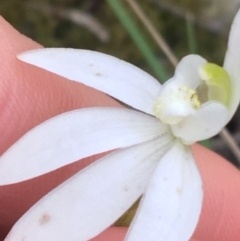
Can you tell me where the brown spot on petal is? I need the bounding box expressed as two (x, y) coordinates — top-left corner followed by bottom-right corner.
(163, 177), (168, 181)
(123, 186), (129, 192)
(39, 213), (51, 225)
(176, 187), (183, 195)
(95, 72), (102, 76)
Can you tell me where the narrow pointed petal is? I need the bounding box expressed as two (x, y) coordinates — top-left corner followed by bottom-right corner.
(224, 9), (240, 119)
(0, 108), (167, 185)
(125, 141), (203, 241)
(4, 138), (173, 241)
(18, 49), (161, 115)
(171, 101), (228, 143)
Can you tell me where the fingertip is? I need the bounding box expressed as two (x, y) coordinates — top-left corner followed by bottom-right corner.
(0, 16), (42, 153)
(0, 16), (41, 55)
(192, 144), (240, 241)
(89, 227), (200, 241)
(90, 227), (127, 241)
(0, 17), (121, 154)
(0, 18), (121, 238)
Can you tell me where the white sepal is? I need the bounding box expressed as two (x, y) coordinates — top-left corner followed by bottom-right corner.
(174, 55), (206, 89)
(125, 141), (203, 241)
(224, 9), (240, 119)
(4, 138), (172, 241)
(18, 49), (161, 115)
(0, 108), (167, 185)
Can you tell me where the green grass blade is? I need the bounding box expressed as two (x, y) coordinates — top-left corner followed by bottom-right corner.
(186, 13), (198, 54)
(106, 0), (168, 82)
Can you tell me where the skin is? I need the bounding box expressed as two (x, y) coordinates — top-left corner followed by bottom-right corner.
(0, 16), (240, 241)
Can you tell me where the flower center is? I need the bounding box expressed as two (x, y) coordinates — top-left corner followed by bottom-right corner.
(153, 63), (231, 126)
(180, 86), (200, 108)
(153, 86), (200, 125)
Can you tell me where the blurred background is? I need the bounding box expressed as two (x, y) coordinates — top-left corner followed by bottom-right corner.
(1, 0), (240, 167)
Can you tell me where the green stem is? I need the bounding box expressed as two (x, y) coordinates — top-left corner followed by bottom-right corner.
(186, 13), (198, 54)
(106, 0), (168, 82)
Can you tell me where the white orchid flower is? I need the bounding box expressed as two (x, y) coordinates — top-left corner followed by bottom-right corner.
(1, 9), (240, 241)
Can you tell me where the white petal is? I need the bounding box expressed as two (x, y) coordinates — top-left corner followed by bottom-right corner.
(18, 48), (161, 115)
(171, 101), (228, 143)
(4, 138), (173, 241)
(224, 9), (240, 119)
(0, 108), (167, 185)
(173, 54), (207, 89)
(125, 141), (203, 241)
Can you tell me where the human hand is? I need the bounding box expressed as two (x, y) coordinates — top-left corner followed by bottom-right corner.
(0, 16), (239, 241)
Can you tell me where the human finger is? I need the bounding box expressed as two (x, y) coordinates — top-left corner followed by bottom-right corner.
(0, 16), (120, 239)
(192, 144), (240, 241)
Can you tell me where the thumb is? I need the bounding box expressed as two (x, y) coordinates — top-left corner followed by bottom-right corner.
(0, 16), (120, 239)
(89, 227), (200, 241)
(0, 16), (120, 154)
